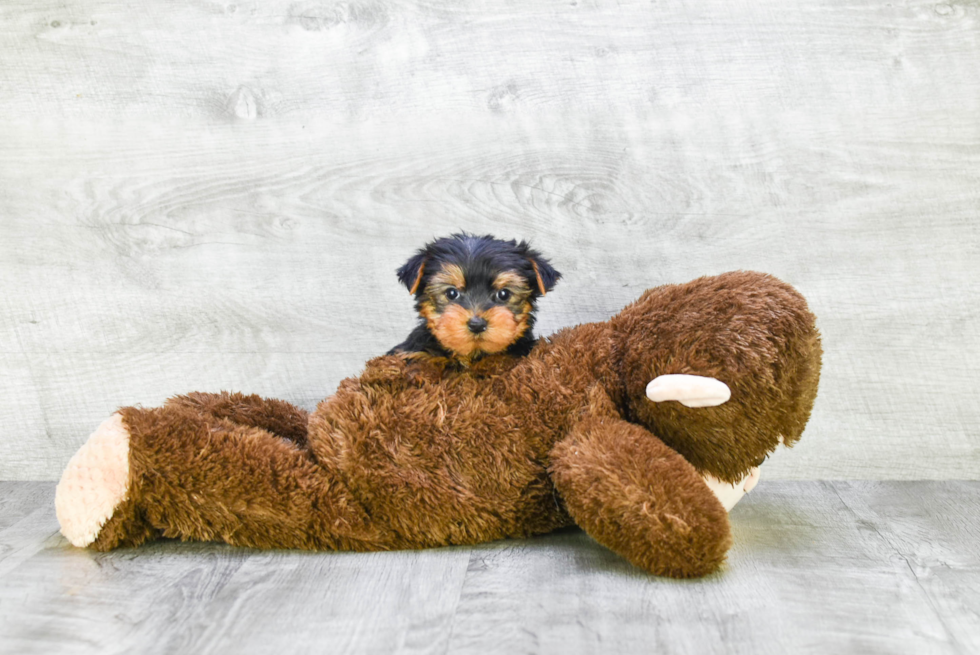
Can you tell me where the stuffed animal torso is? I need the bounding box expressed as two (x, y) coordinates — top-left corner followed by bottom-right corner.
(309, 320), (617, 548)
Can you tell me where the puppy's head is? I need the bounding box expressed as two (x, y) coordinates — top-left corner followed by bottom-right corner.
(397, 233), (561, 358)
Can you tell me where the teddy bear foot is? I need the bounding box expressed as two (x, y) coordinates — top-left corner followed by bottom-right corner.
(55, 413), (131, 547)
(702, 467), (760, 512)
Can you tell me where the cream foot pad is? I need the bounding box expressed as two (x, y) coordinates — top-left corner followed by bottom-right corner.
(55, 413), (131, 547)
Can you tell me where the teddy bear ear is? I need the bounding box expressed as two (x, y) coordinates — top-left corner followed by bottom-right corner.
(396, 252), (427, 294)
(519, 242), (561, 296)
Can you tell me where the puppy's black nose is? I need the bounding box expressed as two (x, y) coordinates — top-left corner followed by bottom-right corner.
(467, 316), (488, 334)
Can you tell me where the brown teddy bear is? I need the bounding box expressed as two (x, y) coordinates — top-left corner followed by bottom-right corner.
(55, 271), (821, 578)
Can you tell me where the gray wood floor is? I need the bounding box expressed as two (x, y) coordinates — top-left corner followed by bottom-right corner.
(0, 482), (977, 654)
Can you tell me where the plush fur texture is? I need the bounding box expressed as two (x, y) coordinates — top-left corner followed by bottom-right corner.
(58, 271), (821, 579)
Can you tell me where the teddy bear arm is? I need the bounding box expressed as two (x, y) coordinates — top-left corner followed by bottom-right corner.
(549, 415), (732, 578)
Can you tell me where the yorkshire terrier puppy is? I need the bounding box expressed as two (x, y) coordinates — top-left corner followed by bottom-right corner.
(389, 233), (561, 365)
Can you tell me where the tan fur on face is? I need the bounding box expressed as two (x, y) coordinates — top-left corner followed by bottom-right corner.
(492, 271), (528, 292)
(421, 300), (530, 358)
(425, 303), (479, 356)
(431, 264), (466, 290)
(480, 305), (529, 353)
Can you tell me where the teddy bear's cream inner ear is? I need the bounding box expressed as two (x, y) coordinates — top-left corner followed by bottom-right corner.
(646, 374), (731, 408)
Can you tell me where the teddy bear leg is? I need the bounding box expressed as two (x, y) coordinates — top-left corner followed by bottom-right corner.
(164, 391), (310, 448)
(55, 413), (149, 548)
(550, 416), (733, 578)
(58, 405), (394, 552)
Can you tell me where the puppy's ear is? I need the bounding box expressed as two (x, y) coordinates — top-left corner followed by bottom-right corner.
(519, 242), (561, 296)
(396, 252), (427, 294)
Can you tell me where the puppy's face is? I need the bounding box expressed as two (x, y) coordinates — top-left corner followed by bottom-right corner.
(419, 263), (534, 357)
(397, 234), (561, 359)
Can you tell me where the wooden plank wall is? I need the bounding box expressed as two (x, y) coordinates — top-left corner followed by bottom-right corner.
(1, 0), (977, 480)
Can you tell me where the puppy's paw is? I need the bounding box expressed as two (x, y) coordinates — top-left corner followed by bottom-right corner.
(702, 467), (760, 512)
(55, 413), (131, 547)
(646, 374), (731, 408)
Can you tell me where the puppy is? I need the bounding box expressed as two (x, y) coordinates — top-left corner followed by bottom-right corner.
(388, 233), (561, 366)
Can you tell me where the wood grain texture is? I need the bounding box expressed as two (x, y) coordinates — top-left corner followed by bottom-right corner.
(0, 481), (978, 654)
(1, 0), (978, 479)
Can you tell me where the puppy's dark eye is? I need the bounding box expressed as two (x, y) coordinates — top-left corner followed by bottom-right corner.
(494, 289), (512, 302)
(445, 288), (460, 301)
